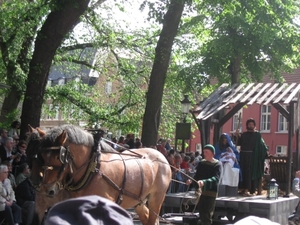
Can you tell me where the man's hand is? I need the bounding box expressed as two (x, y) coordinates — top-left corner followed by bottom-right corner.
(235, 129), (240, 136)
(5, 200), (12, 206)
(186, 179), (192, 185)
(197, 180), (204, 187)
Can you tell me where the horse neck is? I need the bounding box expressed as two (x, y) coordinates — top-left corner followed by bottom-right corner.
(69, 144), (94, 182)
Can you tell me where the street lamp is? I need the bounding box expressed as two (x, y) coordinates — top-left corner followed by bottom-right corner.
(181, 95), (192, 123)
(175, 95), (192, 152)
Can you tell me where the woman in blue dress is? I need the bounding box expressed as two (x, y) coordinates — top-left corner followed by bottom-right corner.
(214, 133), (242, 185)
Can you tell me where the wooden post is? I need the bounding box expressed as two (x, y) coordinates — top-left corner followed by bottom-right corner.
(286, 102), (294, 196)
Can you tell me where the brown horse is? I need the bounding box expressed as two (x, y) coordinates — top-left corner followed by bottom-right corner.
(27, 125), (172, 225)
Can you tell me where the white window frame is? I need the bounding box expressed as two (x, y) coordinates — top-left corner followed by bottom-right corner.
(58, 78), (65, 86)
(46, 104), (53, 120)
(46, 104), (59, 120)
(74, 77), (80, 91)
(47, 80), (52, 87)
(232, 109), (243, 131)
(260, 105), (271, 131)
(276, 145), (287, 156)
(196, 143), (202, 154)
(105, 81), (112, 94)
(278, 106), (288, 132)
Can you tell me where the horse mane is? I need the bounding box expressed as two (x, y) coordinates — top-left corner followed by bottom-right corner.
(25, 129), (42, 167)
(99, 140), (119, 153)
(41, 125), (119, 154)
(41, 125), (94, 148)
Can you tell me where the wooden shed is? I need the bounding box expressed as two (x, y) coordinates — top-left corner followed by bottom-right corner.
(191, 83), (300, 195)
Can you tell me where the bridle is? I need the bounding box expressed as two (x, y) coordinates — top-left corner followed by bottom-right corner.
(35, 136), (147, 205)
(39, 145), (71, 191)
(39, 142), (100, 193)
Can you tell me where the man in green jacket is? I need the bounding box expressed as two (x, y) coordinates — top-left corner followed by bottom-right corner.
(187, 144), (222, 225)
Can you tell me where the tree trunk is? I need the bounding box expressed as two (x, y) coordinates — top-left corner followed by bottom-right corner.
(0, 33), (35, 124)
(0, 87), (22, 123)
(228, 55), (242, 85)
(227, 27), (242, 84)
(20, 0), (90, 139)
(0, 60), (22, 123)
(141, 0), (185, 147)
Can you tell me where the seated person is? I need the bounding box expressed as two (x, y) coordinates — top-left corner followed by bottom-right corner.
(0, 164), (22, 225)
(12, 141), (28, 176)
(15, 178), (35, 225)
(2, 161), (16, 190)
(15, 163), (30, 186)
(0, 137), (20, 164)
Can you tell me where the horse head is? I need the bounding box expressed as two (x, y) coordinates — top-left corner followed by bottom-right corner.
(38, 125), (95, 197)
(26, 125), (45, 187)
(38, 129), (71, 197)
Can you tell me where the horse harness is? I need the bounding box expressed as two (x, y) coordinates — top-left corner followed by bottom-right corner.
(40, 139), (146, 205)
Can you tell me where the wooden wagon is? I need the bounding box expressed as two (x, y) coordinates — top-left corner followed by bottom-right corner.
(190, 83), (300, 195)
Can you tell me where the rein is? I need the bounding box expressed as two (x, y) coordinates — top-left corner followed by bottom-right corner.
(39, 144), (100, 192)
(39, 138), (148, 204)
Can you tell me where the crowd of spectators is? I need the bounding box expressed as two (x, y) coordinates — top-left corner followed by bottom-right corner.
(154, 138), (202, 193)
(0, 121), (35, 225)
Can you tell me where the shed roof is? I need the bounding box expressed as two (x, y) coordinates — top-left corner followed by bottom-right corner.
(193, 83), (300, 120)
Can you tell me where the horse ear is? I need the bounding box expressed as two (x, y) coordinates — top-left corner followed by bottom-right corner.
(56, 130), (68, 146)
(28, 124), (35, 133)
(37, 127), (46, 138)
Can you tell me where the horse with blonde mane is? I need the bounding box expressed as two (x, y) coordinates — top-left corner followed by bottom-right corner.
(26, 125), (172, 225)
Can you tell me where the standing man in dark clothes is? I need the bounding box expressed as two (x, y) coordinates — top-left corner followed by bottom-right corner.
(237, 118), (268, 195)
(187, 144), (222, 225)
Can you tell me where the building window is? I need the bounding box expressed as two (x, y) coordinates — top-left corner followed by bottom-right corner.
(261, 105), (271, 131)
(276, 145), (287, 156)
(47, 80), (52, 87)
(196, 143), (202, 154)
(46, 104), (59, 120)
(105, 82), (112, 94)
(58, 78), (65, 86)
(278, 106), (288, 132)
(232, 110), (242, 131)
(74, 77), (80, 91)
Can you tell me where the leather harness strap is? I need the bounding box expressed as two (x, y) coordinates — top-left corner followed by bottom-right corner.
(39, 138), (145, 203)
(136, 159), (145, 199)
(116, 154), (126, 205)
(100, 172), (143, 204)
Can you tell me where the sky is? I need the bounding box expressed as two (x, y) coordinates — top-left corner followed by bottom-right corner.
(73, 0), (152, 43)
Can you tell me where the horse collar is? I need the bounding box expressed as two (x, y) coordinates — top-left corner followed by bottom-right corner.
(65, 145), (101, 192)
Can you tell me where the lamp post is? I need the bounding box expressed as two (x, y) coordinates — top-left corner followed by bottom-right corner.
(267, 178), (279, 200)
(181, 95), (191, 122)
(180, 95), (191, 152)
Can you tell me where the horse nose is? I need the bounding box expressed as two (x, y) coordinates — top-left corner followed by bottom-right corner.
(48, 190), (55, 197)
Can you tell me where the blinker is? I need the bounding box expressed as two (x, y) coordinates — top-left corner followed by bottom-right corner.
(59, 146), (69, 164)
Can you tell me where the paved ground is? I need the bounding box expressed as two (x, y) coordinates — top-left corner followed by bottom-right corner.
(131, 214), (234, 225)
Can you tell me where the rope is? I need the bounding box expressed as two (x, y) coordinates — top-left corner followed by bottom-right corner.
(179, 186), (201, 213)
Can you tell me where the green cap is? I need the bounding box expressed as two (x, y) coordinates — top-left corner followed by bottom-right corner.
(204, 144), (215, 154)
